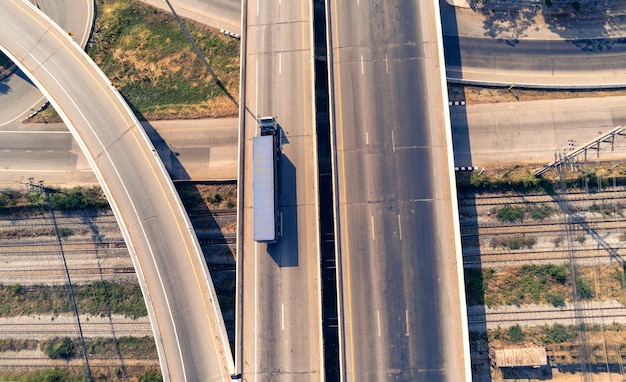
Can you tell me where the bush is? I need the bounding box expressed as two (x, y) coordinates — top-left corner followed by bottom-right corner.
(546, 293), (565, 307)
(497, 205), (524, 223)
(529, 204), (554, 221)
(491, 235), (536, 250)
(22, 368), (72, 382)
(548, 324), (572, 343)
(576, 235), (586, 244)
(45, 337), (76, 360)
(577, 278), (593, 299)
(464, 268), (487, 306)
(470, 173), (489, 188)
(226, 199), (235, 209)
(58, 228), (73, 238)
(139, 368), (163, 382)
(507, 325), (524, 343)
(553, 236), (563, 247)
(207, 192), (222, 205)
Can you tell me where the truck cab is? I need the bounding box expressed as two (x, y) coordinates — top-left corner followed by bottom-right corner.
(258, 116), (277, 136)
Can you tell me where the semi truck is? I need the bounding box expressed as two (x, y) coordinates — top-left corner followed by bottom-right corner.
(252, 117), (279, 243)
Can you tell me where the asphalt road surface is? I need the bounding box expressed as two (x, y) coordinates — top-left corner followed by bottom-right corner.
(0, 0), (93, 126)
(451, 96), (626, 166)
(142, 0), (241, 34)
(328, 0), (471, 380)
(440, 2), (626, 87)
(0, 1), (232, 380)
(238, 0), (323, 379)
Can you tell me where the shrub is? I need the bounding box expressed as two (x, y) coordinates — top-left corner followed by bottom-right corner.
(577, 278), (593, 299)
(529, 204), (554, 221)
(464, 268), (487, 306)
(58, 228), (73, 238)
(491, 235), (536, 250)
(22, 368), (71, 382)
(548, 324), (571, 343)
(507, 325), (524, 343)
(226, 199), (235, 209)
(470, 173), (489, 188)
(553, 236), (563, 247)
(546, 293), (565, 307)
(45, 337), (76, 360)
(139, 368), (163, 382)
(497, 205), (524, 223)
(207, 192), (222, 205)
(576, 235), (586, 244)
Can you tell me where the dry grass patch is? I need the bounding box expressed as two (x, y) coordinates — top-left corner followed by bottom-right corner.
(87, 0), (239, 120)
(448, 83), (626, 105)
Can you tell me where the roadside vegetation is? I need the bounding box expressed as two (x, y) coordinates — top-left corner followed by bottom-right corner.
(0, 281), (147, 319)
(448, 83), (626, 105)
(88, 0), (239, 119)
(0, 365), (162, 382)
(0, 187), (108, 216)
(457, 162), (626, 194)
(464, 264), (626, 307)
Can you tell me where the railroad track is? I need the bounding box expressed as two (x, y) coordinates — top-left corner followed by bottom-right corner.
(188, 209), (237, 218)
(468, 305), (626, 325)
(461, 218), (626, 237)
(463, 250), (625, 267)
(459, 190), (626, 208)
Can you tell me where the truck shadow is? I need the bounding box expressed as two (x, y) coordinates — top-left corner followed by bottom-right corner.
(267, 153), (298, 268)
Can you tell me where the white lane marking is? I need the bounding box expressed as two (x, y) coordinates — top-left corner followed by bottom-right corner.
(398, 214), (402, 240)
(405, 310), (410, 336)
(376, 310), (381, 337)
(256, 0), (259, 16)
(360, 55), (364, 75)
(25, 150), (32, 152)
(2, 150), (10, 152)
(26, 41), (191, 381)
(281, 303), (285, 330)
(0, 96), (46, 127)
(391, 130), (396, 152)
(365, 131), (369, 145)
(255, 59), (259, 116)
(371, 215), (375, 241)
(254, 243), (258, 382)
(385, 54), (389, 74)
(278, 53), (282, 74)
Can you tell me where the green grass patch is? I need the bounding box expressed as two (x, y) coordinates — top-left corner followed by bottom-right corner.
(0, 281), (147, 319)
(489, 235), (536, 250)
(496, 205), (525, 222)
(477, 264), (572, 306)
(0, 187), (108, 216)
(528, 203), (554, 221)
(87, 0), (240, 119)
(464, 268), (495, 306)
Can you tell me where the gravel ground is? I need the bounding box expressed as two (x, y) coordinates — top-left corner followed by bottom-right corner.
(0, 315), (152, 340)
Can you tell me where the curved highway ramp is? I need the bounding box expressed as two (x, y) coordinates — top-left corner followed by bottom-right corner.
(0, 1), (233, 381)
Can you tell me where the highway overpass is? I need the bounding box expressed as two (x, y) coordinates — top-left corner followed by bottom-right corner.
(327, 0), (471, 380)
(0, 0), (93, 126)
(0, 1), (233, 380)
(237, 0), (324, 379)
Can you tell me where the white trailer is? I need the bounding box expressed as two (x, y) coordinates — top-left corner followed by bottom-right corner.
(252, 121), (278, 243)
